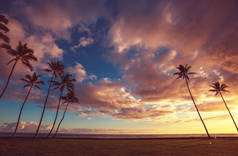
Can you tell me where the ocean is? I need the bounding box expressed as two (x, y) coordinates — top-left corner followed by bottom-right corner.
(1, 132), (238, 139)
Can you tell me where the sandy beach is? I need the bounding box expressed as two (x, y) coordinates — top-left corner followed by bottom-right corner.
(1, 138), (238, 156)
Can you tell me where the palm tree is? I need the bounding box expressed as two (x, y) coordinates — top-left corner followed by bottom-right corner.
(174, 64), (211, 139)
(12, 72), (44, 137)
(209, 82), (238, 132)
(34, 61), (64, 138)
(0, 41), (37, 99)
(54, 90), (78, 137)
(47, 73), (75, 137)
(0, 14), (10, 44)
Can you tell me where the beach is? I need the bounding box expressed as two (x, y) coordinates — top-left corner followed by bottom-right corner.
(1, 138), (238, 156)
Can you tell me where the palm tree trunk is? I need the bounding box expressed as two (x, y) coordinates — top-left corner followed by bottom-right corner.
(47, 88), (63, 137)
(0, 60), (18, 99)
(185, 79), (211, 139)
(12, 85), (32, 137)
(34, 73), (55, 138)
(220, 92), (238, 132)
(54, 102), (69, 137)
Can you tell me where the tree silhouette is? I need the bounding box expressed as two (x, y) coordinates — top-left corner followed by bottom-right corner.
(174, 64), (211, 139)
(0, 41), (37, 99)
(0, 14), (9, 44)
(12, 72), (44, 137)
(54, 90), (78, 137)
(47, 73), (75, 137)
(34, 61), (64, 138)
(209, 81), (238, 132)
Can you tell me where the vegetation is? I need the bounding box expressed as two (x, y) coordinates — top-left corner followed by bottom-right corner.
(209, 82), (238, 132)
(34, 61), (64, 138)
(12, 72), (44, 137)
(54, 90), (78, 136)
(174, 65), (211, 139)
(0, 41), (37, 99)
(1, 14), (238, 140)
(0, 14), (9, 44)
(47, 73), (76, 137)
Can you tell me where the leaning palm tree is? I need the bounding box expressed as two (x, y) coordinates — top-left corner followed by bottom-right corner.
(47, 73), (75, 137)
(54, 90), (78, 137)
(0, 14), (10, 44)
(209, 82), (238, 132)
(0, 41), (37, 99)
(174, 64), (211, 139)
(34, 61), (64, 138)
(12, 72), (44, 137)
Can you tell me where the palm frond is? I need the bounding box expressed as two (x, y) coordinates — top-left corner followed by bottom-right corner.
(22, 61), (33, 71)
(0, 14), (8, 24)
(6, 49), (17, 56)
(0, 23), (9, 32)
(43, 68), (52, 72)
(24, 84), (31, 88)
(36, 81), (44, 85)
(209, 89), (217, 92)
(0, 32), (9, 43)
(7, 58), (17, 65)
(21, 78), (30, 83)
(0, 43), (11, 49)
(34, 85), (41, 90)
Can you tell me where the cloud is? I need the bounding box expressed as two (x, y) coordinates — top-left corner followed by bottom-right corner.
(67, 62), (97, 83)
(0, 16), (63, 81)
(71, 37), (94, 51)
(0, 121), (51, 133)
(72, 78), (175, 121)
(105, 0), (238, 119)
(86, 117), (92, 120)
(10, 0), (108, 39)
(0, 121), (160, 134)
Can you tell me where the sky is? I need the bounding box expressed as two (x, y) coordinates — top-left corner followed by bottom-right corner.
(1, 0), (238, 135)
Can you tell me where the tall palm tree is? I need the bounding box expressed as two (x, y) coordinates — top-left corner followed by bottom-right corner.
(47, 73), (75, 137)
(0, 14), (10, 44)
(209, 82), (238, 132)
(54, 91), (78, 136)
(174, 64), (211, 139)
(12, 72), (44, 137)
(34, 61), (64, 138)
(0, 41), (37, 99)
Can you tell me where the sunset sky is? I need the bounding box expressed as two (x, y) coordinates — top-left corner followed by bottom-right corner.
(1, 0), (238, 134)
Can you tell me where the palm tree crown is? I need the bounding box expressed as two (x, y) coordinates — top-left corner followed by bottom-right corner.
(6, 41), (37, 71)
(43, 61), (64, 79)
(209, 82), (229, 96)
(21, 72), (44, 89)
(53, 73), (76, 92)
(62, 91), (78, 104)
(174, 64), (195, 81)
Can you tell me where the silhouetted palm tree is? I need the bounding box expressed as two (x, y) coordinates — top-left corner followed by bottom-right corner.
(12, 72), (44, 137)
(209, 82), (238, 132)
(0, 41), (37, 99)
(54, 90), (78, 136)
(47, 73), (75, 137)
(0, 14), (9, 44)
(174, 64), (211, 139)
(34, 61), (64, 138)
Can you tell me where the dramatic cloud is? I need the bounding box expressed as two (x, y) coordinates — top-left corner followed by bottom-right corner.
(11, 0), (108, 39)
(1, 0), (238, 133)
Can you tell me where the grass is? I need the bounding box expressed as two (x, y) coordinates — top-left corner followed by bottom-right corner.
(1, 138), (238, 155)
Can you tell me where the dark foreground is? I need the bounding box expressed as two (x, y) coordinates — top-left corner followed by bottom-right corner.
(1, 138), (238, 156)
